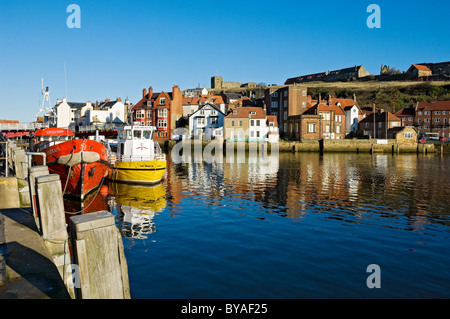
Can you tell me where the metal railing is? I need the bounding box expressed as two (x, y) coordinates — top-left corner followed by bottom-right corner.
(0, 122), (47, 131)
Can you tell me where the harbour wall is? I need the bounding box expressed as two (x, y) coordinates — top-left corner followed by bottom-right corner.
(159, 139), (440, 155)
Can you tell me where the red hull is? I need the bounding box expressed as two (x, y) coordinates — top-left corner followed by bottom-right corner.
(33, 139), (109, 199)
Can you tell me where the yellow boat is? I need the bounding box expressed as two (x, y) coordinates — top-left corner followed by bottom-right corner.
(108, 126), (166, 184)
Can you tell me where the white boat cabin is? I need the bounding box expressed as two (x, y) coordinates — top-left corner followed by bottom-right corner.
(116, 126), (164, 161)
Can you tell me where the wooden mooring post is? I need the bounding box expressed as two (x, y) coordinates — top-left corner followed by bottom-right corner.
(28, 165), (49, 231)
(69, 211), (130, 299)
(34, 174), (72, 296)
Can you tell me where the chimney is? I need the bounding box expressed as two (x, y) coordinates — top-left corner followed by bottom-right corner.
(318, 93), (321, 103)
(143, 88), (147, 98)
(172, 84), (180, 99)
(353, 93), (356, 102)
(116, 97), (122, 102)
(148, 86), (153, 99)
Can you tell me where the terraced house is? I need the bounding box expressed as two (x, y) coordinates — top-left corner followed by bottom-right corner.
(224, 106), (279, 143)
(414, 101), (450, 138)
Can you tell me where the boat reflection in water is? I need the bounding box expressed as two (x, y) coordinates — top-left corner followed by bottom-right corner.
(107, 182), (166, 241)
(63, 185), (110, 215)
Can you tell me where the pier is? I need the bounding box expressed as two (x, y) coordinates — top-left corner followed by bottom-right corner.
(0, 137), (130, 299)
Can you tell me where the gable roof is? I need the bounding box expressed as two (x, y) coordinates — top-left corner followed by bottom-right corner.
(190, 102), (225, 117)
(304, 102), (345, 115)
(225, 106), (266, 119)
(359, 112), (400, 123)
(411, 64), (432, 72)
(394, 107), (415, 117)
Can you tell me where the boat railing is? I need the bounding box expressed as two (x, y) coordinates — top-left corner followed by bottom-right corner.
(116, 155), (163, 162)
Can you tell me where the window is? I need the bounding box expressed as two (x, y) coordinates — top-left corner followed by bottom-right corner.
(272, 92), (278, 98)
(160, 98), (165, 105)
(289, 124), (293, 133)
(251, 131), (254, 137)
(378, 122), (382, 128)
(443, 111), (447, 115)
(302, 102), (306, 108)
(424, 111), (430, 115)
(250, 119), (255, 126)
(284, 91), (288, 97)
(284, 112), (287, 120)
(283, 123), (287, 132)
(269, 122), (274, 127)
(147, 110), (152, 118)
(408, 117), (413, 121)
(211, 117), (218, 125)
(200, 109), (205, 115)
(231, 120), (235, 127)
(326, 125), (330, 133)
(404, 132), (413, 139)
(365, 123), (369, 128)
(146, 121), (152, 126)
(418, 111), (422, 115)
(425, 118), (431, 123)
(303, 90), (306, 97)
(284, 100), (287, 108)
(434, 118), (441, 122)
(157, 119), (167, 128)
(256, 120), (260, 126)
(336, 125), (340, 133)
(251, 111), (256, 115)
(271, 101), (278, 109)
(233, 110), (238, 114)
(158, 109), (167, 117)
(197, 118), (205, 125)
(435, 111), (441, 115)
(136, 110), (145, 119)
(308, 123), (316, 133)
(295, 123), (299, 133)
(256, 131), (260, 138)
(239, 120), (243, 127)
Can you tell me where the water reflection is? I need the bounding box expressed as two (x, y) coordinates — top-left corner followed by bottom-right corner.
(163, 152), (450, 231)
(107, 182), (166, 241)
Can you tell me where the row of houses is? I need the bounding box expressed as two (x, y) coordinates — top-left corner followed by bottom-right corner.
(47, 80), (450, 143)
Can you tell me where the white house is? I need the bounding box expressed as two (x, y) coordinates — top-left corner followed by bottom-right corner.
(188, 103), (226, 140)
(85, 99), (125, 125)
(54, 98), (93, 128)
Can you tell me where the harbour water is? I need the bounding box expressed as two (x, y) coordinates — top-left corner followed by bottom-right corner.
(85, 152), (450, 298)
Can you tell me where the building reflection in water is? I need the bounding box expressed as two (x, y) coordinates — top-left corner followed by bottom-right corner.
(107, 182), (166, 241)
(167, 151), (450, 231)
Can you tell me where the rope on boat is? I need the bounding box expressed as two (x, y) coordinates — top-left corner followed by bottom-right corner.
(64, 174), (107, 215)
(62, 146), (76, 195)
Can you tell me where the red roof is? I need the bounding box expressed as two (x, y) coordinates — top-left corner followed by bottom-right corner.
(267, 115), (278, 126)
(412, 64), (432, 72)
(33, 128), (74, 137)
(226, 106), (266, 119)
(417, 100), (450, 111)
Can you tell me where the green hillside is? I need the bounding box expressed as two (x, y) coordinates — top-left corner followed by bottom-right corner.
(305, 81), (450, 112)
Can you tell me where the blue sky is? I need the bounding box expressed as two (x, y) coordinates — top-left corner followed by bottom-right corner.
(0, 0), (449, 122)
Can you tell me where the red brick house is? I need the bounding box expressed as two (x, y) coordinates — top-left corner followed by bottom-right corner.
(415, 100), (450, 138)
(132, 85), (182, 141)
(287, 94), (346, 140)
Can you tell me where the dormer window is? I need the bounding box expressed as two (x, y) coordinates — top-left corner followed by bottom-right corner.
(160, 98), (165, 105)
(233, 110), (237, 115)
(251, 111), (256, 115)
